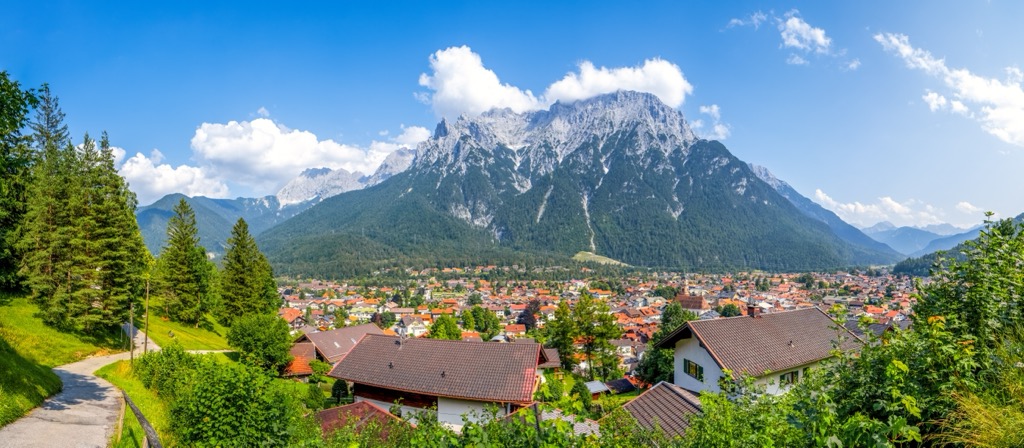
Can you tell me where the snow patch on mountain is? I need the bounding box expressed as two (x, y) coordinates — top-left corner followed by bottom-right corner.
(416, 91), (696, 180)
(276, 167), (367, 207)
(275, 148), (420, 208)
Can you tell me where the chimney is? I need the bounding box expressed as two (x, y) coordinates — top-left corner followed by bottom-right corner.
(747, 304), (760, 318)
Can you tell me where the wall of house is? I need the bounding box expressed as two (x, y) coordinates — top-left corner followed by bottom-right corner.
(436, 397), (507, 429)
(754, 361), (820, 395)
(673, 337), (723, 393)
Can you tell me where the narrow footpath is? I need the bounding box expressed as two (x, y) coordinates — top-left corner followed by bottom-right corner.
(0, 325), (159, 448)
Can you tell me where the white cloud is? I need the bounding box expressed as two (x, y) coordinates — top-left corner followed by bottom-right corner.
(257, 106), (270, 117)
(922, 90), (948, 111)
(418, 46), (542, 118)
(778, 10), (831, 54)
(110, 146), (127, 166)
(729, 10), (847, 67)
(876, 32), (1024, 146)
(956, 201), (982, 214)
(727, 11), (768, 29)
(190, 118), (430, 193)
(418, 46), (693, 118)
(699, 104), (721, 121)
(119, 152), (229, 205)
(786, 54), (809, 66)
(695, 104), (730, 140)
(121, 118), (431, 204)
(814, 189), (944, 227)
(544, 59), (692, 108)
(392, 125), (431, 146)
(950, 100), (970, 115)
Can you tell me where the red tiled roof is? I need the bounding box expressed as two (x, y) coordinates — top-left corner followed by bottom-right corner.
(279, 307), (302, 323)
(328, 335), (539, 404)
(656, 308), (863, 376)
(284, 342), (316, 377)
(317, 401), (404, 435)
(621, 381), (701, 439)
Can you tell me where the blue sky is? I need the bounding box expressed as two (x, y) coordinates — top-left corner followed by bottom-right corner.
(3, 1), (1023, 228)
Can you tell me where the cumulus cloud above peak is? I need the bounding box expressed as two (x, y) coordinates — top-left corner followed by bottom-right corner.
(418, 46), (693, 118)
(118, 119), (430, 205)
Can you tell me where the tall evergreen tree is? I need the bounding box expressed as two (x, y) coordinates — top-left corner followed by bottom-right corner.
(219, 218), (277, 325)
(158, 199), (212, 325)
(19, 88), (75, 327)
(19, 102), (147, 333)
(0, 72), (37, 290)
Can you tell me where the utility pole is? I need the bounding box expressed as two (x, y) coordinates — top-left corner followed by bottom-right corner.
(129, 300), (135, 366)
(144, 276), (150, 353)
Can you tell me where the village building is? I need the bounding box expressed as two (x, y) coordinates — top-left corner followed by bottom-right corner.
(293, 323), (385, 365)
(655, 307), (862, 395)
(621, 381), (702, 439)
(327, 335), (548, 430)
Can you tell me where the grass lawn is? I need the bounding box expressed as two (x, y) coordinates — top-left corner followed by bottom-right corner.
(95, 360), (175, 447)
(0, 292), (127, 427)
(140, 297), (230, 350)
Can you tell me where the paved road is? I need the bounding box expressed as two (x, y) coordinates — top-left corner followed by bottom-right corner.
(0, 324), (159, 448)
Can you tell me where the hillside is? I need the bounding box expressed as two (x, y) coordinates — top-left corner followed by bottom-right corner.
(749, 164), (901, 262)
(865, 226), (943, 255)
(894, 214), (1020, 276)
(260, 91), (899, 275)
(0, 294), (125, 426)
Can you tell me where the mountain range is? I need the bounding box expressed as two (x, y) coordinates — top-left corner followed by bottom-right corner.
(136, 148), (415, 256)
(252, 91), (901, 275)
(139, 91), (977, 275)
(860, 221), (981, 257)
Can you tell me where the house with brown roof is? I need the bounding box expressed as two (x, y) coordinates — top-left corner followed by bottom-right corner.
(655, 307), (862, 395)
(317, 401), (406, 437)
(621, 381), (701, 439)
(328, 335), (543, 429)
(294, 323), (385, 364)
(674, 293), (711, 314)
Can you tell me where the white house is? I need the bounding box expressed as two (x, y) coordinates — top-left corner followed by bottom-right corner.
(655, 307), (862, 395)
(328, 335), (543, 430)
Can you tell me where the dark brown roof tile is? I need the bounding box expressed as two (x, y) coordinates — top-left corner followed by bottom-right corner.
(329, 335), (539, 404)
(622, 381), (701, 438)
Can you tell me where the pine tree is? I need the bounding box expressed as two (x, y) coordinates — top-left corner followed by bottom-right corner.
(159, 198), (212, 325)
(0, 72), (38, 290)
(18, 106), (147, 333)
(19, 87), (75, 327)
(220, 218), (277, 326)
(88, 132), (149, 330)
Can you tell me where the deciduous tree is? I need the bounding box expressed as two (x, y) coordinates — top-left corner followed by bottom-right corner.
(428, 314), (461, 340)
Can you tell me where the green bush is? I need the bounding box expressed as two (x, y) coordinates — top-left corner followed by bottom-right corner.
(134, 343), (205, 401)
(171, 361), (295, 447)
(227, 313), (292, 373)
(546, 377), (563, 401)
